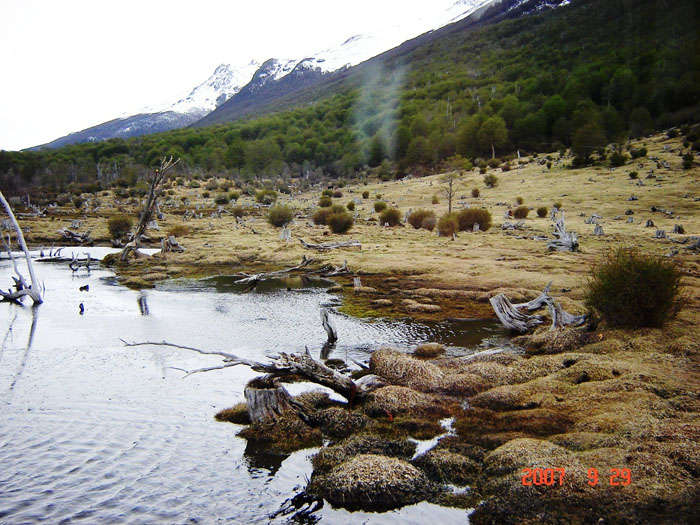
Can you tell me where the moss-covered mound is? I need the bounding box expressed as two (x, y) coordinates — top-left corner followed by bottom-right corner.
(307, 454), (433, 511)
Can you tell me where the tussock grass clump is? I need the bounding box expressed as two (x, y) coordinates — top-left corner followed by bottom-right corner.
(472, 187), (480, 198)
(307, 454), (432, 511)
(346, 201), (355, 211)
(536, 206), (548, 218)
(432, 195), (440, 204)
(311, 436), (416, 474)
(312, 407), (369, 438)
(456, 208), (492, 231)
(374, 200), (388, 213)
(215, 403), (251, 424)
(214, 193), (230, 205)
(319, 195), (332, 207)
(379, 207), (401, 226)
(512, 205), (529, 219)
(362, 190), (369, 199)
(437, 213), (458, 237)
(413, 343), (445, 358)
(370, 349), (444, 392)
(231, 205), (245, 218)
(237, 413), (322, 453)
(167, 224), (191, 237)
(584, 248), (684, 328)
(413, 449), (479, 485)
(107, 215), (132, 240)
(267, 204), (294, 227)
(313, 208), (332, 225)
(407, 209), (436, 229)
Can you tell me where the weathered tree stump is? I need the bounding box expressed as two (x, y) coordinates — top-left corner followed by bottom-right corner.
(244, 376), (294, 423)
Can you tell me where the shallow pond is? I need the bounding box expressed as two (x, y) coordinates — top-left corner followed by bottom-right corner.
(0, 251), (507, 523)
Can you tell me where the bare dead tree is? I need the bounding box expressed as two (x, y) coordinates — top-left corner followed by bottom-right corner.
(440, 172), (460, 215)
(120, 156), (179, 261)
(0, 191), (43, 304)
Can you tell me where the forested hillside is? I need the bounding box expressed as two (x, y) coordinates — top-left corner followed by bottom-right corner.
(1, 0), (698, 198)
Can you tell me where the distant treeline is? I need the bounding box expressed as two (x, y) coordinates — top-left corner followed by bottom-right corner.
(1, 0), (698, 197)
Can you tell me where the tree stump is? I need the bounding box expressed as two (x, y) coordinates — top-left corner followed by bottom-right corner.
(244, 376), (294, 423)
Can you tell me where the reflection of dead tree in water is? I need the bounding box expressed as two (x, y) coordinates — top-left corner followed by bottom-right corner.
(137, 292), (150, 315)
(0, 307), (39, 394)
(0, 191), (43, 304)
(120, 156), (179, 262)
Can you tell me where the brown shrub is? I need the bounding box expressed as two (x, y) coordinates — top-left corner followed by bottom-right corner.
(407, 209), (435, 229)
(456, 208), (492, 231)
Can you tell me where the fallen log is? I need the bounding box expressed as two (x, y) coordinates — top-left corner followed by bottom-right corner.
(57, 228), (92, 244)
(160, 235), (184, 253)
(489, 293), (544, 333)
(300, 238), (361, 251)
(234, 255), (315, 290)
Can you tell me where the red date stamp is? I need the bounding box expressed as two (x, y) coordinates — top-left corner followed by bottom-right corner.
(521, 468), (631, 486)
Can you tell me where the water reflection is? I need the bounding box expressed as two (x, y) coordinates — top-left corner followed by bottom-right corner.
(244, 441), (289, 477)
(137, 291), (150, 315)
(3, 305), (39, 394)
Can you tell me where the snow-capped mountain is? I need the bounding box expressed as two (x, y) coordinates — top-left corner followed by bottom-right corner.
(36, 0), (569, 149)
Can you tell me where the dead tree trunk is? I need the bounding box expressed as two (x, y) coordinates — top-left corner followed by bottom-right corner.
(120, 156), (179, 262)
(490, 282), (586, 333)
(547, 211), (579, 252)
(244, 376), (295, 423)
(321, 307), (338, 343)
(0, 191), (43, 304)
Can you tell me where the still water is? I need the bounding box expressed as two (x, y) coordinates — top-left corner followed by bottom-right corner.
(0, 251), (505, 524)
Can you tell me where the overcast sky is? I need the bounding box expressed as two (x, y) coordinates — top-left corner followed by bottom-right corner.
(0, 0), (458, 151)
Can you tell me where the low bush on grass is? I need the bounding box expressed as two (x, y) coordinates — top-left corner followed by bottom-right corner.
(437, 214), (458, 237)
(483, 174), (498, 188)
(374, 201), (388, 213)
(536, 206), (548, 218)
(408, 209), (436, 230)
(107, 215), (132, 240)
(379, 207), (401, 227)
(513, 206), (529, 219)
(584, 248), (684, 328)
(319, 196), (333, 207)
(267, 204), (294, 227)
(327, 211), (354, 233)
(456, 208), (492, 231)
(256, 189), (278, 205)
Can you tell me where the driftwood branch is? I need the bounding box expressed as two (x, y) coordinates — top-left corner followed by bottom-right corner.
(490, 282), (586, 333)
(299, 238), (361, 251)
(58, 228), (92, 244)
(0, 192), (43, 304)
(233, 255), (315, 290)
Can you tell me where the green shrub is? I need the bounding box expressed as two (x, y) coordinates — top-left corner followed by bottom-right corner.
(456, 208), (492, 231)
(73, 197), (83, 209)
(267, 204), (294, 227)
(516, 196), (524, 205)
(202, 191), (211, 199)
(408, 209), (436, 229)
(189, 181), (201, 188)
(437, 214), (459, 237)
(229, 191), (240, 201)
(107, 215), (132, 240)
(682, 153), (694, 169)
(479, 166), (487, 174)
(609, 151), (628, 167)
(547, 161), (552, 169)
(483, 174), (498, 187)
(487, 158), (500, 168)
(319, 196), (333, 207)
(327, 212), (354, 234)
(629, 171), (639, 179)
(630, 147), (647, 159)
(346, 201), (355, 211)
(322, 189), (334, 197)
(362, 190), (370, 199)
(536, 206), (548, 218)
(471, 188), (480, 198)
(215, 193), (230, 205)
(379, 207), (401, 226)
(513, 205), (529, 219)
(256, 189), (278, 205)
(205, 180), (219, 190)
(374, 201), (388, 213)
(219, 182), (232, 192)
(584, 248), (684, 328)
(432, 195), (440, 204)
(313, 208), (333, 225)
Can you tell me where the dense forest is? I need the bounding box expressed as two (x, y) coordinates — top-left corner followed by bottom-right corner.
(1, 0), (698, 199)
